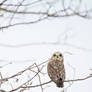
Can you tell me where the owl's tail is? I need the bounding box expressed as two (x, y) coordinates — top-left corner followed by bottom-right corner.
(56, 78), (64, 88)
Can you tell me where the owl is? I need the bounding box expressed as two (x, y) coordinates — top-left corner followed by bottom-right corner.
(47, 52), (65, 88)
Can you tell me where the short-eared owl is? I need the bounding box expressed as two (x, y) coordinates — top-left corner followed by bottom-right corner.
(47, 52), (65, 87)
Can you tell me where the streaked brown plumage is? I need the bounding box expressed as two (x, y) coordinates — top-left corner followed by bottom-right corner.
(47, 52), (65, 87)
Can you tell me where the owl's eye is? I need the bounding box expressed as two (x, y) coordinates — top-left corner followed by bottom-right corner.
(53, 54), (56, 57)
(59, 54), (62, 57)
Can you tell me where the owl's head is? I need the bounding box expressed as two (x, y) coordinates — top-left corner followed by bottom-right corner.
(51, 52), (63, 62)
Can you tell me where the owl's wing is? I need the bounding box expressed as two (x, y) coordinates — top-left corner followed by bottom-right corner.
(47, 61), (65, 83)
(47, 62), (59, 82)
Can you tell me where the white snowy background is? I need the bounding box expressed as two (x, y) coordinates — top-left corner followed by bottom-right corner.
(0, 0), (92, 92)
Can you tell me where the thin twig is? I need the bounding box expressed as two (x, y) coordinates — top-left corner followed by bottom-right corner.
(35, 63), (43, 92)
(9, 65), (44, 92)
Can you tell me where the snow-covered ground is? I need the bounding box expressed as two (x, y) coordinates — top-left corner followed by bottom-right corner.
(0, 15), (92, 92)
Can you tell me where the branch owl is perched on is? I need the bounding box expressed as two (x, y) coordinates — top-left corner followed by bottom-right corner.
(47, 52), (65, 87)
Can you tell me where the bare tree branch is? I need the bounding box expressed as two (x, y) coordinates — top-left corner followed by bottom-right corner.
(0, 0), (92, 30)
(20, 73), (92, 88)
(0, 60), (91, 92)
